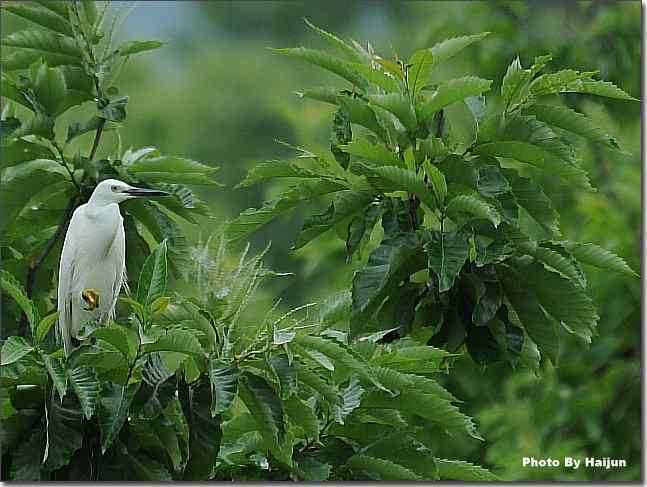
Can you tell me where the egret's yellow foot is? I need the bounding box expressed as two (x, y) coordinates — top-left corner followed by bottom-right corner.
(81, 288), (100, 311)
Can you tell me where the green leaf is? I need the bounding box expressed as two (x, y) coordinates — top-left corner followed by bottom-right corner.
(1, 29), (81, 67)
(274, 47), (368, 90)
(408, 48), (434, 97)
(561, 78), (637, 100)
(474, 116), (591, 189)
(0, 270), (40, 334)
(352, 234), (426, 319)
(179, 380), (223, 480)
(369, 93), (417, 131)
(337, 95), (388, 142)
(92, 325), (136, 361)
(293, 362), (341, 409)
(208, 359), (240, 416)
(35, 312), (59, 344)
(303, 18), (362, 62)
(3, 3), (72, 37)
(446, 194), (501, 227)
(42, 353), (67, 399)
(123, 452), (171, 480)
(429, 32), (490, 67)
(502, 169), (560, 237)
(334, 376), (364, 422)
(0, 160), (69, 234)
(1, 139), (56, 169)
(502, 268), (560, 364)
(436, 459), (498, 481)
(9, 429), (43, 480)
(66, 116), (103, 144)
(347, 455), (421, 481)
(142, 329), (204, 356)
(43, 395), (83, 471)
(501, 57), (532, 111)
(424, 160), (447, 203)
(426, 230), (470, 292)
(1, 336), (33, 366)
(238, 373), (285, 448)
(565, 242), (638, 278)
(98, 382), (141, 453)
(98, 96), (128, 122)
(529, 69), (598, 96)
(293, 190), (372, 249)
(358, 164), (437, 210)
(341, 138), (401, 167)
(285, 395), (319, 440)
(520, 262), (599, 343)
(114, 39), (165, 57)
(226, 180), (347, 241)
(532, 246), (584, 285)
(67, 366), (100, 419)
(297, 86), (340, 105)
(237, 160), (322, 188)
(524, 104), (620, 149)
(418, 76), (493, 121)
(137, 239), (168, 306)
(347, 62), (400, 92)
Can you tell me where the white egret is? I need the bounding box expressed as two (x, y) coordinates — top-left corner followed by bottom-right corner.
(57, 179), (168, 356)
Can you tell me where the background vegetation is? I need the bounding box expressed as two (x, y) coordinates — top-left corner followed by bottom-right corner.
(1, 0), (640, 481)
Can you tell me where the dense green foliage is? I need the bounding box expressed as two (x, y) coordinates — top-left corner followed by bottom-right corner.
(1, 1), (640, 482)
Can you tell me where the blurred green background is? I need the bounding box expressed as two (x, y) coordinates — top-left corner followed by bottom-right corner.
(3, 0), (641, 480)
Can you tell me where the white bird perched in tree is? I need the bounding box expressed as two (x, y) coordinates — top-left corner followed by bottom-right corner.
(57, 179), (168, 356)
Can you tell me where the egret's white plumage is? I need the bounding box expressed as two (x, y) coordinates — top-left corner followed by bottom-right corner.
(57, 179), (167, 355)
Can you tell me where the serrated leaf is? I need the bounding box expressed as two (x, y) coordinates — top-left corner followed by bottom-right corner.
(238, 373), (285, 447)
(0, 270), (40, 334)
(337, 95), (388, 142)
(1, 336), (34, 366)
(1, 29), (81, 67)
(127, 156), (221, 185)
(208, 359), (239, 416)
(92, 325), (135, 361)
(294, 189), (372, 249)
(114, 40), (165, 57)
(347, 62), (400, 92)
(237, 160), (322, 188)
(408, 48), (434, 97)
(446, 194), (501, 227)
(225, 179), (346, 241)
(565, 242), (638, 277)
(341, 138), (401, 167)
(334, 376), (364, 422)
(369, 93), (417, 131)
(524, 104), (620, 149)
(3, 4), (72, 37)
(501, 57), (532, 110)
(426, 230), (470, 293)
(137, 239), (168, 305)
(419, 76), (492, 121)
(67, 366), (100, 419)
(142, 329), (204, 356)
(357, 164), (437, 210)
(533, 246), (584, 285)
(562, 78), (637, 100)
(424, 160), (447, 203)
(297, 86), (339, 105)
(43, 395), (83, 471)
(436, 459), (498, 481)
(502, 169), (560, 237)
(347, 454), (422, 481)
(519, 262), (599, 343)
(285, 396), (319, 440)
(303, 18), (362, 62)
(429, 32), (490, 67)
(352, 234), (426, 319)
(41, 353), (67, 399)
(98, 382), (140, 453)
(274, 47), (367, 90)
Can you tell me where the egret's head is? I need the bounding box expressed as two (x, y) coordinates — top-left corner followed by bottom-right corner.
(89, 179), (169, 206)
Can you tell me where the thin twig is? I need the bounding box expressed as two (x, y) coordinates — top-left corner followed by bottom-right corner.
(89, 119), (106, 161)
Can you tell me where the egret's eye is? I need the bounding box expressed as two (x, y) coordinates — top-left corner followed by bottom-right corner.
(111, 185), (119, 192)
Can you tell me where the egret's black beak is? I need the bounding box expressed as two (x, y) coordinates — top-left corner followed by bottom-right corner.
(124, 187), (169, 197)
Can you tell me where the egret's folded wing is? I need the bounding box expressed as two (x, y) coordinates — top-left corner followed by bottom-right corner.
(57, 210), (81, 355)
